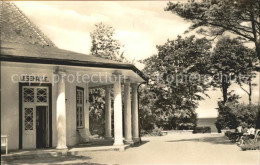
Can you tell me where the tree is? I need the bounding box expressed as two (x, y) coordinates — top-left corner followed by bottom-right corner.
(140, 35), (211, 130)
(165, 0), (260, 60)
(90, 22), (128, 62)
(89, 23), (128, 136)
(215, 101), (259, 131)
(256, 108), (260, 129)
(89, 89), (106, 136)
(236, 48), (258, 104)
(210, 36), (256, 104)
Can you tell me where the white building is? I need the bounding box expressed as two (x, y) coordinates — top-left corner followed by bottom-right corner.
(1, 2), (147, 150)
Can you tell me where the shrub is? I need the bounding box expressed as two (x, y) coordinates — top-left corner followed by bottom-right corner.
(216, 103), (259, 131)
(193, 127), (211, 133)
(225, 131), (232, 138)
(239, 140), (260, 151)
(141, 127), (163, 136)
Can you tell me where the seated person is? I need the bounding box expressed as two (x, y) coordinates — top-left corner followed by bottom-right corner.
(247, 126), (256, 139)
(236, 125), (243, 133)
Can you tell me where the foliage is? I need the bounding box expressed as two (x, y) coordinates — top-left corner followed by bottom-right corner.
(193, 126), (211, 133)
(256, 108), (260, 129)
(141, 127), (163, 137)
(210, 36), (257, 104)
(165, 0), (260, 60)
(157, 110), (197, 130)
(140, 35), (211, 131)
(240, 140), (260, 150)
(89, 88), (106, 136)
(215, 102), (260, 132)
(89, 23), (128, 137)
(90, 22), (129, 62)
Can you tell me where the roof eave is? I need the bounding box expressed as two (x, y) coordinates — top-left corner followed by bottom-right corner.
(0, 54), (149, 82)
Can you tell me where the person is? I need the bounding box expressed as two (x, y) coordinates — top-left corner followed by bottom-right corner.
(247, 125), (256, 139)
(243, 126), (248, 134)
(236, 125), (243, 133)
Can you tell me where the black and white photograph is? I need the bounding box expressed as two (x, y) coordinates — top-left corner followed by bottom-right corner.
(1, 0), (260, 164)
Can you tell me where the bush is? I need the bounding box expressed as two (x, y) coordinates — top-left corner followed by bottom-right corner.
(225, 131), (232, 138)
(216, 103), (259, 130)
(141, 127), (163, 136)
(239, 140), (260, 151)
(193, 127), (211, 133)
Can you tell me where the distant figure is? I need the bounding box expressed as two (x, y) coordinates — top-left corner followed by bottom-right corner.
(236, 126), (243, 133)
(247, 126), (256, 139)
(243, 127), (248, 134)
(248, 127), (255, 135)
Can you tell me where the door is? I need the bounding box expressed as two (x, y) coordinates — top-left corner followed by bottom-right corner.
(36, 106), (49, 148)
(22, 86), (50, 149)
(22, 106), (36, 149)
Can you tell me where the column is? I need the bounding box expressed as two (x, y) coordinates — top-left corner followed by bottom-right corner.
(131, 83), (140, 143)
(105, 86), (112, 139)
(123, 79), (133, 144)
(55, 70), (67, 149)
(113, 74), (124, 146)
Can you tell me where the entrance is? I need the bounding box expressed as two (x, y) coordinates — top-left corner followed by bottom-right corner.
(19, 83), (52, 149)
(36, 106), (48, 148)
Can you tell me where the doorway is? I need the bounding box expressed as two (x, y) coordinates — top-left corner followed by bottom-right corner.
(36, 106), (49, 148)
(19, 83), (52, 149)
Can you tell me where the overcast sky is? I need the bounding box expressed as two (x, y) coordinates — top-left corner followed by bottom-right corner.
(15, 1), (259, 118)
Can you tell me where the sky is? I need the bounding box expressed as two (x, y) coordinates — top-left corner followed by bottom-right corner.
(15, 1), (259, 118)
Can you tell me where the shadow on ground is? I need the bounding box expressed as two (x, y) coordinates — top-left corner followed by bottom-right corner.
(3, 155), (101, 165)
(166, 135), (234, 145)
(132, 140), (150, 148)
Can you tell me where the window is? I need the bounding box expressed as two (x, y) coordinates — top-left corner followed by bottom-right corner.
(37, 88), (47, 102)
(24, 108), (33, 130)
(23, 88), (34, 102)
(76, 87), (84, 128)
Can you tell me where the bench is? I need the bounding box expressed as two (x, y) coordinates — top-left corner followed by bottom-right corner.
(1, 135), (8, 155)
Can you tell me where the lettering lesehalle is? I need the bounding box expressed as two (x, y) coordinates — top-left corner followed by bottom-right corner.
(21, 75), (48, 82)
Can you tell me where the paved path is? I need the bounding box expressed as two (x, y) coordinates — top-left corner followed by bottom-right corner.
(3, 134), (260, 164)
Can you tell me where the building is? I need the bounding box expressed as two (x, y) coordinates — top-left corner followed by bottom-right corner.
(0, 2), (147, 150)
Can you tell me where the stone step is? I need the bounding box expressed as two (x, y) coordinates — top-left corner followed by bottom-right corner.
(1, 144), (130, 162)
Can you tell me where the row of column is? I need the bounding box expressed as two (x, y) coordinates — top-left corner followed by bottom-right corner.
(55, 71), (139, 149)
(105, 77), (139, 145)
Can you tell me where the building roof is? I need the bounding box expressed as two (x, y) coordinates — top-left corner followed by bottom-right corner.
(0, 1), (55, 47)
(0, 1), (148, 81)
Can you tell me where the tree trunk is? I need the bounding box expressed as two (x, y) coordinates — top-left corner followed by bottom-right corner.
(249, 80), (252, 105)
(222, 78), (228, 104)
(255, 40), (260, 61)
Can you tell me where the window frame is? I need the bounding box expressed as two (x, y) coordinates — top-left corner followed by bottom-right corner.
(76, 86), (85, 129)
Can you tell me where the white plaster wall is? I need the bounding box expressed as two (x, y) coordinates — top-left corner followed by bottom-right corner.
(1, 62), (89, 150)
(1, 65), (19, 150)
(65, 74), (87, 147)
(1, 62), (56, 150)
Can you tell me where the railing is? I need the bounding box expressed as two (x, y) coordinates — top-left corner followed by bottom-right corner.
(1, 135), (8, 155)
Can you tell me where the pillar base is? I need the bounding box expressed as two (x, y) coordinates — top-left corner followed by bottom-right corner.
(113, 141), (124, 146)
(124, 139), (134, 145)
(132, 137), (140, 143)
(56, 146), (68, 150)
(105, 136), (113, 140)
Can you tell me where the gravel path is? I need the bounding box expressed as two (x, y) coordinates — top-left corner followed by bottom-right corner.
(4, 133), (260, 164)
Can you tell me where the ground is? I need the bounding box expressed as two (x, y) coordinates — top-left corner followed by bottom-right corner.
(3, 133), (260, 164)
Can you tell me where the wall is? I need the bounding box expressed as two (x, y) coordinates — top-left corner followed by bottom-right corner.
(1, 62), (89, 150)
(65, 74), (88, 146)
